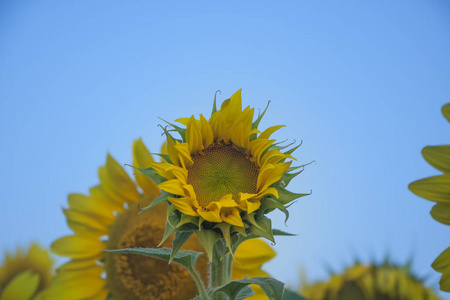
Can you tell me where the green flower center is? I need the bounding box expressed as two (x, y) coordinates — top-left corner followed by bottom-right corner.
(187, 142), (259, 207)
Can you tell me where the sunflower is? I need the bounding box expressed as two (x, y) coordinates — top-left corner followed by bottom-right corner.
(0, 243), (53, 300)
(301, 261), (440, 300)
(409, 103), (450, 292)
(45, 139), (276, 300)
(137, 89), (305, 254)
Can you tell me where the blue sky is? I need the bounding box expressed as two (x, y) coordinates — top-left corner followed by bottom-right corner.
(1, 0), (450, 296)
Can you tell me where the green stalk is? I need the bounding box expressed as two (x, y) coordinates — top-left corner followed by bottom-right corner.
(210, 251), (232, 300)
(189, 268), (208, 300)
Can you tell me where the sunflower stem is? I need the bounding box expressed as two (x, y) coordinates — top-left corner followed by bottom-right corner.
(210, 251), (232, 300)
(189, 267), (209, 300)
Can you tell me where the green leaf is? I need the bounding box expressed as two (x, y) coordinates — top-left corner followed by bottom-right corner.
(105, 247), (202, 273)
(279, 170), (303, 188)
(282, 289), (307, 300)
(248, 216), (274, 242)
(170, 231), (194, 263)
(195, 229), (221, 262)
(140, 191), (170, 213)
(277, 187), (310, 205)
(236, 286), (255, 299)
(272, 229), (297, 236)
(210, 277), (285, 300)
(158, 214), (180, 247)
(211, 90), (221, 116)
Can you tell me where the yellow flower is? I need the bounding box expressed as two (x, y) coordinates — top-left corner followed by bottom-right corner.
(46, 139), (276, 300)
(138, 89), (304, 251)
(0, 243), (53, 300)
(301, 262), (440, 300)
(409, 103), (450, 292)
(233, 239), (276, 300)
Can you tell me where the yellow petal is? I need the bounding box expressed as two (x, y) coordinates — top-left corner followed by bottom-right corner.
(88, 288), (109, 300)
(430, 203), (450, 225)
(442, 103), (450, 123)
(234, 239), (276, 269)
(221, 89), (243, 126)
(409, 174), (450, 203)
(257, 162), (291, 192)
(100, 154), (140, 203)
(174, 142), (194, 168)
(199, 114), (214, 148)
(89, 185), (125, 214)
(259, 125), (285, 140)
(0, 270), (39, 300)
(158, 179), (186, 196)
(39, 275), (105, 300)
(57, 258), (98, 272)
(221, 207), (244, 227)
(51, 236), (104, 259)
(168, 197), (199, 217)
(133, 138), (160, 197)
(186, 115), (204, 153)
(248, 139), (275, 163)
(67, 193), (117, 223)
(432, 247), (450, 272)
(422, 145), (450, 174)
(63, 208), (108, 236)
(198, 203), (222, 222)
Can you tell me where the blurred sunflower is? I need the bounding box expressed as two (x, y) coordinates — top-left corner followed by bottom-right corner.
(409, 103), (450, 292)
(0, 243), (53, 300)
(301, 261), (440, 300)
(44, 139), (276, 300)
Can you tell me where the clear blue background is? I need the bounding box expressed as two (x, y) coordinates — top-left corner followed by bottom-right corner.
(1, 0), (450, 296)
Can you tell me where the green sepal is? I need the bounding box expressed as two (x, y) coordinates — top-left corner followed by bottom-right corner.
(158, 214), (180, 247)
(152, 153), (172, 164)
(159, 118), (186, 141)
(257, 197), (290, 224)
(279, 170), (303, 188)
(105, 247), (202, 274)
(282, 289), (308, 300)
(277, 187), (310, 205)
(196, 229), (221, 262)
(283, 142), (302, 156)
(243, 213), (263, 230)
(214, 223), (233, 257)
(126, 164), (166, 184)
(210, 277), (285, 300)
(170, 231), (194, 263)
(252, 101), (270, 131)
(248, 216), (274, 243)
(272, 229), (297, 236)
(268, 140), (296, 152)
(177, 215), (199, 229)
(139, 191), (170, 213)
(232, 225), (247, 237)
(211, 90), (221, 116)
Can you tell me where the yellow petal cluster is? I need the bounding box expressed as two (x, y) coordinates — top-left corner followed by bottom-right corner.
(409, 103), (450, 292)
(148, 90), (293, 227)
(0, 244), (53, 300)
(301, 263), (440, 300)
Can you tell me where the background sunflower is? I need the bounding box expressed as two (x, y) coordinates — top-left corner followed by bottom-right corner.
(0, 244), (53, 300)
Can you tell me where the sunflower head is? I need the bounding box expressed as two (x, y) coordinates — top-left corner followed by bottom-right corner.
(301, 260), (441, 300)
(135, 90), (308, 259)
(0, 243), (53, 300)
(409, 103), (450, 292)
